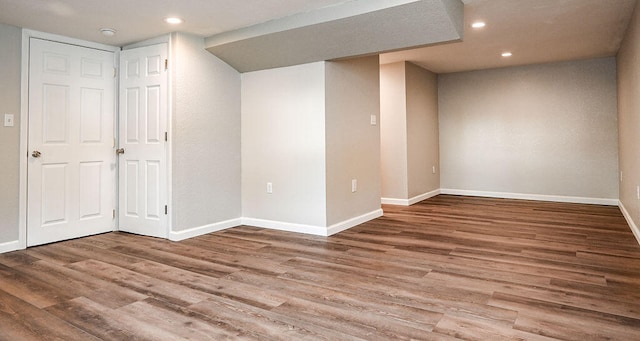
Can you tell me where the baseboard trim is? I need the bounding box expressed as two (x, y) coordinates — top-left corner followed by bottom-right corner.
(168, 218), (242, 242)
(326, 209), (384, 236)
(382, 189), (441, 206)
(242, 209), (384, 237)
(440, 189), (618, 206)
(619, 201), (640, 246)
(0, 240), (22, 253)
(241, 218), (328, 236)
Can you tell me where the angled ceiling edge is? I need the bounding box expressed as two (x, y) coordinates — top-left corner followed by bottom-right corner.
(205, 0), (464, 72)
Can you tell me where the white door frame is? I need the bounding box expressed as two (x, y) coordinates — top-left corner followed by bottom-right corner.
(18, 30), (119, 249)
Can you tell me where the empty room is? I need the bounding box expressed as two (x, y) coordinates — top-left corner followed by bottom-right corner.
(1, 0), (639, 339)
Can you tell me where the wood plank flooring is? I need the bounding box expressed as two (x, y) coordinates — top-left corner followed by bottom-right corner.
(1, 195), (640, 340)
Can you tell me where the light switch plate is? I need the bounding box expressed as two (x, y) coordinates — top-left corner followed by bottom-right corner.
(4, 114), (14, 127)
(370, 115), (377, 126)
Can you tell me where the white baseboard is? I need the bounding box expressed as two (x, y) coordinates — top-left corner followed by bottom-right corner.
(241, 217), (328, 236)
(0, 240), (22, 253)
(169, 218), (242, 241)
(440, 189), (618, 206)
(382, 189), (441, 206)
(242, 209), (383, 237)
(326, 209), (384, 236)
(619, 201), (640, 246)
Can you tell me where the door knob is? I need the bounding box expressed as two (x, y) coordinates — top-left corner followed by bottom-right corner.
(116, 148), (125, 155)
(31, 150), (41, 158)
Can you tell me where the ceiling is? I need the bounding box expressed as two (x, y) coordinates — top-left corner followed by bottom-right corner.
(0, 0), (637, 73)
(0, 0), (352, 46)
(381, 0), (638, 73)
(205, 0), (463, 72)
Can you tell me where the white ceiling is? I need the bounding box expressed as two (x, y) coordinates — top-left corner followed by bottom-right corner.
(0, 0), (637, 73)
(381, 0), (638, 73)
(0, 0), (351, 46)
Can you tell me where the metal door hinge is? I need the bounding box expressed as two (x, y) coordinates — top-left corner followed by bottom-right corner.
(164, 132), (168, 142)
(164, 59), (168, 71)
(113, 67), (117, 78)
(112, 209), (116, 219)
(164, 205), (168, 215)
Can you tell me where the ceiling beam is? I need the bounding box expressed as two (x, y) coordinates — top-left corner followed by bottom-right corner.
(205, 0), (464, 72)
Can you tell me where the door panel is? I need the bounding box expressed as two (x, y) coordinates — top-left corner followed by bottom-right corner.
(118, 43), (168, 238)
(79, 161), (103, 219)
(41, 164), (67, 225)
(27, 38), (116, 246)
(80, 88), (104, 143)
(42, 84), (69, 143)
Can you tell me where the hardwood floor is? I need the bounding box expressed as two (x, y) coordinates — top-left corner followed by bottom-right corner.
(1, 195), (639, 340)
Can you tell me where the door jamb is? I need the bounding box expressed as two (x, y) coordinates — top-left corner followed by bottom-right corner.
(18, 29), (119, 250)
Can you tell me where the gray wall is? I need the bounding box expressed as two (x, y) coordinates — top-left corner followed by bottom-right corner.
(171, 33), (242, 231)
(439, 58), (619, 201)
(406, 62), (439, 198)
(380, 62), (408, 199)
(617, 2), (640, 230)
(241, 62), (327, 227)
(0, 23), (21, 244)
(325, 56), (381, 225)
(380, 61), (439, 202)
(242, 57), (381, 230)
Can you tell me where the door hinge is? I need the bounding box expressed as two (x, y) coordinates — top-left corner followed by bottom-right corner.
(112, 209), (116, 219)
(113, 67), (117, 78)
(164, 132), (168, 142)
(164, 59), (168, 71)
(113, 138), (116, 148)
(164, 205), (168, 215)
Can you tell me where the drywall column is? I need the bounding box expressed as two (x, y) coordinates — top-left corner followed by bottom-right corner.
(380, 62), (409, 200)
(170, 33), (242, 236)
(380, 61), (440, 205)
(617, 1), (640, 240)
(0, 23), (22, 246)
(406, 62), (440, 199)
(241, 62), (328, 231)
(439, 58), (619, 203)
(325, 56), (382, 226)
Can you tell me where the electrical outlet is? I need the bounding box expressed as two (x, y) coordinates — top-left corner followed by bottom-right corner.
(267, 182), (273, 194)
(370, 115), (377, 126)
(432, 166), (436, 174)
(351, 179), (357, 193)
(3, 114), (14, 127)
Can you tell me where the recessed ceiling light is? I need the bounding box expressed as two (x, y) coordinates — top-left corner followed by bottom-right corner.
(501, 52), (513, 57)
(165, 17), (183, 25)
(471, 22), (486, 28)
(100, 28), (116, 37)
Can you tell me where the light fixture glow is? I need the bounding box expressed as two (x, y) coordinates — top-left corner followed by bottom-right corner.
(100, 28), (116, 37)
(501, 52), (513, 57)
(471, 22), (486, 28)
(165, 17), (183, 24)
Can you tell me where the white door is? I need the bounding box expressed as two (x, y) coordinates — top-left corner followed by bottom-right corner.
(118, 43), (168, 238)
(27, 38), (116, 246)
